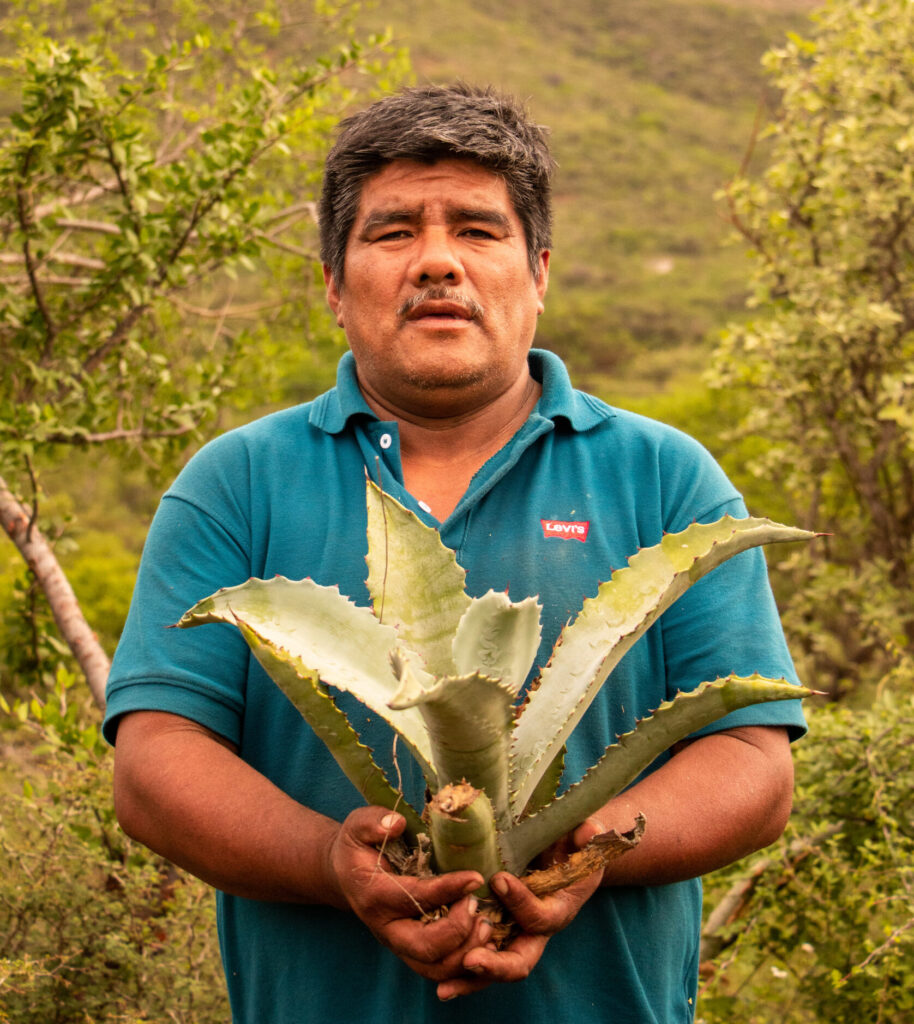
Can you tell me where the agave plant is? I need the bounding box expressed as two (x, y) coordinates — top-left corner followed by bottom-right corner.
(178, 480), (814, 895)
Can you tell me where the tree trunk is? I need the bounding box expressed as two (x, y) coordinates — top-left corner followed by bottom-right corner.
(0, 473), (109, 709)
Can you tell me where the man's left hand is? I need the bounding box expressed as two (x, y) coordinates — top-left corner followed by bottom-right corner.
(435, 819), (605, 1001)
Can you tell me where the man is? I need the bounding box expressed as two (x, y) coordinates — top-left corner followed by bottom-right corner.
(106, 84), (805, 1023)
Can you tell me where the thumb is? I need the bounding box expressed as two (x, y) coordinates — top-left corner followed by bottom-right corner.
(573, 815), (606, 850)
(342, 805), (406, 845)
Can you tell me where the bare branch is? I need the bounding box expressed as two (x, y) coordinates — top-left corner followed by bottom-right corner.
(42, 424), (196, 444)
(255, 232), (319, 260)
(16, 184), (57, 347)
(81, 303), (149, 375)
(0, 473), (109, 708)
(168, 296), (284, 319)
(263, 200), (319, 228)
(5, 273), (94, 288)
(700, 822), (844, 963)
(53, 218), (122, 236)
(34, 185), (110, 220)
(0, 251), (106, 271)
(841, 915), (914, 982)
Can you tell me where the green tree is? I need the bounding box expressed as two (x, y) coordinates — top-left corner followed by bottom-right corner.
(698, 682), (914, 1024)
(0, 0), (404, 705)
(0, 6), (404, 1019)
(709, 0), (914, 698)
(700, 3), (914, 1019)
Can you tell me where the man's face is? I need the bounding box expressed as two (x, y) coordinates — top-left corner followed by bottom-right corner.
(324, 158), (549, 418)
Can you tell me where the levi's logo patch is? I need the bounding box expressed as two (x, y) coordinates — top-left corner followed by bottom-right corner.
(541, 519), (590, 542)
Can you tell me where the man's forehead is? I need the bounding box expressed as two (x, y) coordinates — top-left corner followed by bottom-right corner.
(354, 158), (514, 217)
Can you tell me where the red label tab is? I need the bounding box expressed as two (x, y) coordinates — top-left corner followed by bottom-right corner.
(540, 519), (590, 543)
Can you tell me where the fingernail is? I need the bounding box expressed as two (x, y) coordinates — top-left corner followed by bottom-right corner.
(492, 876), (509, 897)
(467, 896), (478, 915)
(478, 919), (492, 942)
(380, 812), (401, 830)
(467, 961), (485, 975)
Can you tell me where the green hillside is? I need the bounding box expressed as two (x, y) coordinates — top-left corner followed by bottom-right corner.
(361, 0), (819, 395)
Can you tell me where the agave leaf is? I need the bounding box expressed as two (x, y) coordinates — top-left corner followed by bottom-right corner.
(233, 618), (425, 840)
(365, 480), (471, 677)
(519, 746), (566, 819)
(502, 675), (814, 874)
(389, 652), (516, 828)
(509, 517), (815, 816)
(453, 591), (542, 695)
(178, 575), (436, 783)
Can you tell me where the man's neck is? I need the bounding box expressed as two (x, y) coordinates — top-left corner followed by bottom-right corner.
(359, 372), (542, 521)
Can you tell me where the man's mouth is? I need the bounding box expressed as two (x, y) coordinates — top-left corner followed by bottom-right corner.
(398, 289), (484, 323)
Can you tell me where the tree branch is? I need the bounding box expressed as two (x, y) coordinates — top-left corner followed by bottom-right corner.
(42, 424), (196, 445)
(16, 183), (57, 349)
(700, 822), (844, 963)
(0, 473), (109, 709)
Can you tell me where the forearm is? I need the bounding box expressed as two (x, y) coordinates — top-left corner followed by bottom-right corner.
(113, 710), (347, 906)
(586, 725), (794, 887)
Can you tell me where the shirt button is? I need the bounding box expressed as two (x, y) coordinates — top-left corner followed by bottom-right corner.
(379, 433), (392, 450)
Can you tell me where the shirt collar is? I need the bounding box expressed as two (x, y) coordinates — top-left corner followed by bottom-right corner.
(308, 348), (615, 435)
(528, 349), (616, 431)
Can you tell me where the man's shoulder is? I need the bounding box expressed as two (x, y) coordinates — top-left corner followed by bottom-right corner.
(184, 400), (326, 470)
(571, 395), (720, 469)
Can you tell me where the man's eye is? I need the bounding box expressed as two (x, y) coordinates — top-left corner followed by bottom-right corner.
(376, 230), (410, 241)
(463, 228), (495, 239)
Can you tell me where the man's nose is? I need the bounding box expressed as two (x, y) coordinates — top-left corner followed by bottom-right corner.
(409, 228), (464, 285)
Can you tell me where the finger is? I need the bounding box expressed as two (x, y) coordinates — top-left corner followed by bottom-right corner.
(350, 868), (484, 925)
(372, 894), (490, 965)
(460, 931), (549, 983)
(381, 901), (495, 978)
(489, 874), (555, 932)
(490, 871), (601, 934)
(340, 805), (408, 846)
(437, 973), (493, 1001)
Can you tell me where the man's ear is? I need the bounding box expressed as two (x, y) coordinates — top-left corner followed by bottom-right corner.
(535, 250), (550, 315)
(323, 264), (344, 327)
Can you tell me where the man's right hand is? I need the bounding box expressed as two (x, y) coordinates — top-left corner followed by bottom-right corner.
(114, 713), (494, 986)
(325, 806), (494, 983)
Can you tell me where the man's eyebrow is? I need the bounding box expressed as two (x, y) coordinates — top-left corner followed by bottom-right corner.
(359, 208), (420, 235)
(358, 206), (514, 235)
(448, 208), (513, 231)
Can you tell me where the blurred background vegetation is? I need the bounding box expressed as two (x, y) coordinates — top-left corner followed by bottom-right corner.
(1, 0), (912, 1020)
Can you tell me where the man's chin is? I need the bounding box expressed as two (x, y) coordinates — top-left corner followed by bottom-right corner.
(402, 367), (487, 392)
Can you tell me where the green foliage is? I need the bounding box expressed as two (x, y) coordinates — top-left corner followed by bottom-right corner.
(0, 5), (405, 1018)
(0, 0), (405, 697)
(709, 0), (914, 696)
(699, 683), (914, 1023)
(0, 3), (401, 481)
(0, 566), (71, 695)
(0, 668), (227, 1023)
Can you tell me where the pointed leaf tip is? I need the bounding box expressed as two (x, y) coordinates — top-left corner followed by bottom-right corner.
(510, 516), (815, 816)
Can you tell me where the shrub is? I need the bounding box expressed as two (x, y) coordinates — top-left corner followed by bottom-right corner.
(0, 669), (228, 1023)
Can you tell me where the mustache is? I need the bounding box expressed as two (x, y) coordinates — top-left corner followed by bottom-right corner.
(397, 287), (485, 322)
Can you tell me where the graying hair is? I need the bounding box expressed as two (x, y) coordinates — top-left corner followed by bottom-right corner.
(319, 83), (555, 285)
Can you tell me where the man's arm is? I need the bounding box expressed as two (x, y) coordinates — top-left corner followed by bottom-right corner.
(581, 724), (794, 886)
(113, 710), (492, 982)
(437, 724), (793, 1000)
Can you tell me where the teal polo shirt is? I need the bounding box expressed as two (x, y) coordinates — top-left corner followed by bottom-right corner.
(105, 348), (805, 1024)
